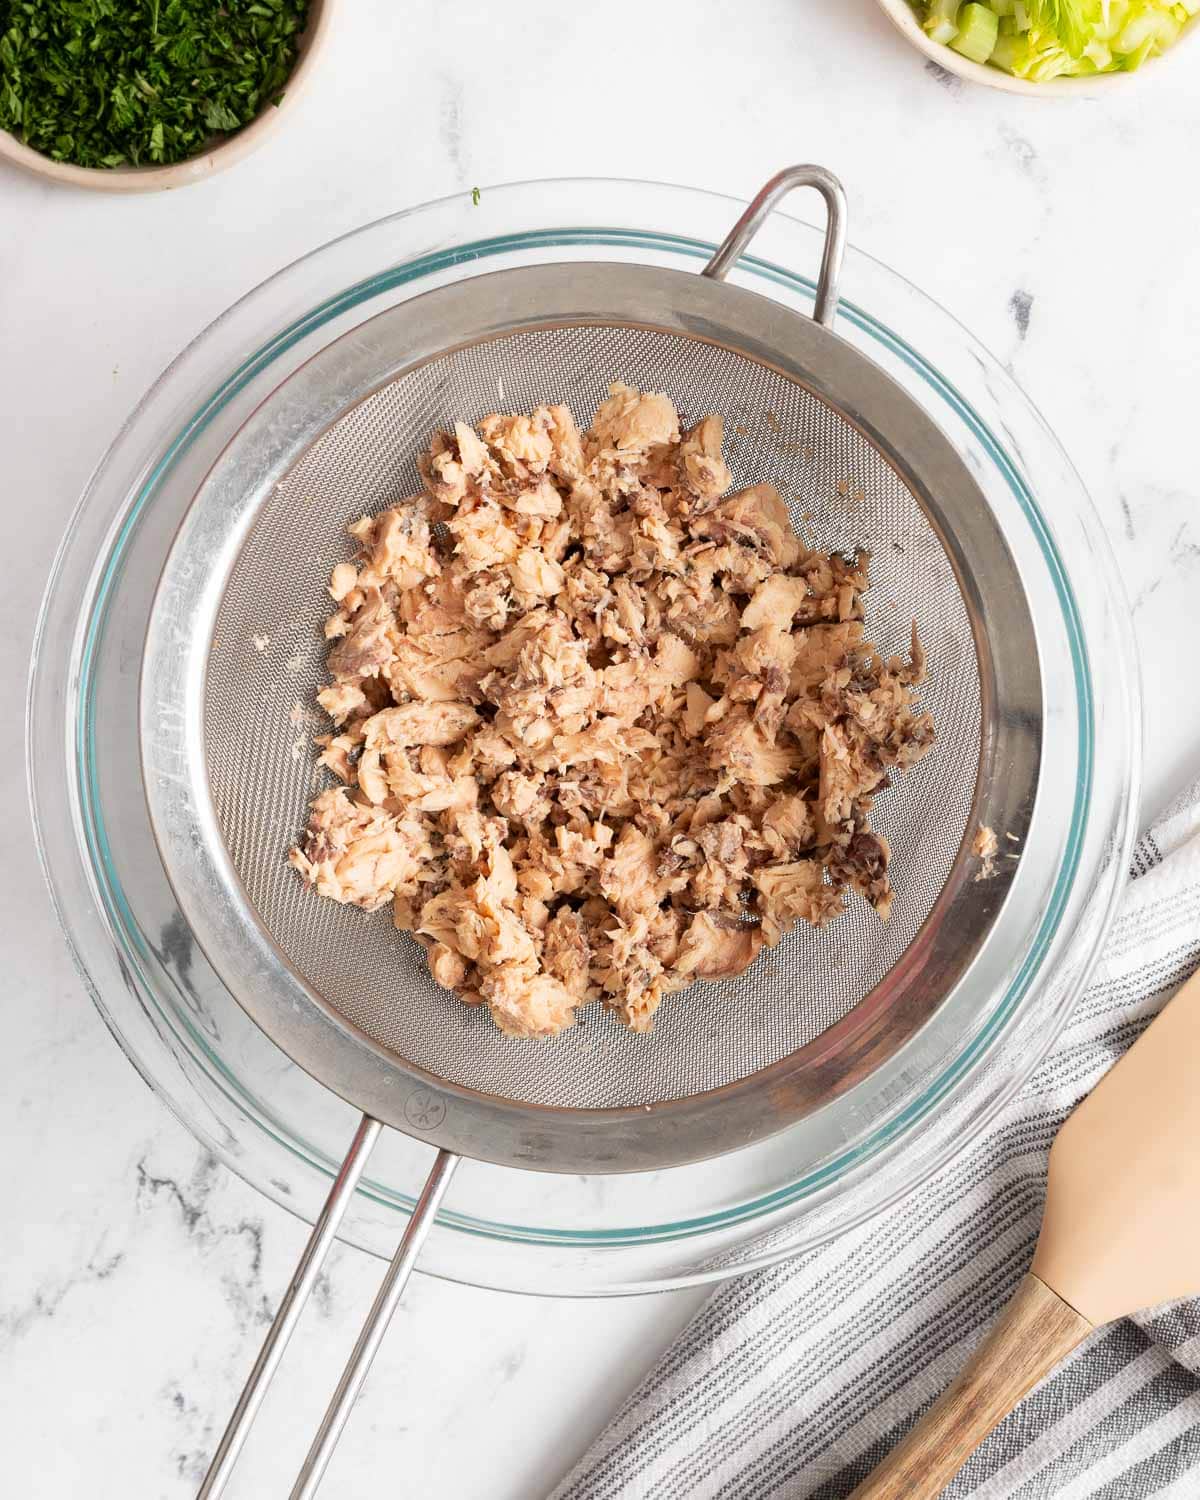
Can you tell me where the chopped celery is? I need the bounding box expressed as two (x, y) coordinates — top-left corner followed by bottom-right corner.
(1117, 8), (1181, 44)
(990, 29), (1027, 63)
(951, 1), (1001, 56)
(1121, 31), (1158, 59)
(1031, 0), (1089, 54)
(920, 0), (960, 45)
(913, 0), (1195, 76)
(922, 0), (960, 26)
(1027, 39), (1073, 73)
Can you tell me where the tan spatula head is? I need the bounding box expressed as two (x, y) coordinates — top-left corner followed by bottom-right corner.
(850, 964), (1200, 1499)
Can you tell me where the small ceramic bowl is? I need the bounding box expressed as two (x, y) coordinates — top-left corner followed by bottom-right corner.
(0, 0), (332, 192)
(874, 0), (1197, 95)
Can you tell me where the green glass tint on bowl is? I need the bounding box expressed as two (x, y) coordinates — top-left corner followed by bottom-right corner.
(80, 232), (1086, 1236)
(32, 179), (1137, 1292)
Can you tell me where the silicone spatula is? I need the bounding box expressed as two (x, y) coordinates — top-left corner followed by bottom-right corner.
(850, 964), (1200, 1499)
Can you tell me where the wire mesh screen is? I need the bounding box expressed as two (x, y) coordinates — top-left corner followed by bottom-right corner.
(205, 324), (981, 1109)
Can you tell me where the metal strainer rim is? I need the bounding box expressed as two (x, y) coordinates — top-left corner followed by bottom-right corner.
(141, 258), (1040, 1177)
(134, 167), (1043, 1500)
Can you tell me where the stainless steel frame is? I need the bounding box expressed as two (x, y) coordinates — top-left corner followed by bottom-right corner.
(137, 167), (1040, 1497)
(142, 187), (1037, 1177)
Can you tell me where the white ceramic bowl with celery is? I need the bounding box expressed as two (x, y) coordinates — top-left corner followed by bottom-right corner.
(876, 0), (1198, 91)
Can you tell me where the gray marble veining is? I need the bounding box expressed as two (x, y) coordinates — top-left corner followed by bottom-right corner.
(3, 1), (1198, 1494)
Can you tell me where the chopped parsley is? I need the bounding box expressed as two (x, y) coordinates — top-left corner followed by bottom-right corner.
(0, 0), (311, 169)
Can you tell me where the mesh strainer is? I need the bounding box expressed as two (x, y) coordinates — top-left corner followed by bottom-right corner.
(140, 168), (1041, 1497)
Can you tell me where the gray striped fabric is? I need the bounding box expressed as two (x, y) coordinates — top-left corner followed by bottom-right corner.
(554, 784), (1200, 1500)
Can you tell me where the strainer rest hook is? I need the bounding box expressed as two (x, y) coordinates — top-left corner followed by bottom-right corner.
(702, 163), (846, 327)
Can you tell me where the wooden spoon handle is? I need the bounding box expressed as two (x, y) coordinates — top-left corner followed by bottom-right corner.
(848, 1274), (1093, 1500)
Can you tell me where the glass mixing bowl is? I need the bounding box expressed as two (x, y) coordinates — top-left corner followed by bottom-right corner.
(27, 177), (1139, 1295)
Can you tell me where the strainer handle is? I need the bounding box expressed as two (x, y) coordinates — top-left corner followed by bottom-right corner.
(197, 1113), (383, 1499)
(196, 1117), (458, 1500)
(290, 1147), (460, 1499)
(701, 165), (847, 328)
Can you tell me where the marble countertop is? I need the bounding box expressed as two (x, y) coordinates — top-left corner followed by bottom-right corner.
(4, 2), (1199, 1495)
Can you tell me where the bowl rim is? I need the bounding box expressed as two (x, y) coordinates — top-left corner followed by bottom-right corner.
(0, 0), (334, 193)
(873, 0), (1199, 95)
(25, 175), (1142, 1291)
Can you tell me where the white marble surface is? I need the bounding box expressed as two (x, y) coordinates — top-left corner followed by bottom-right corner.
(3, 2), (1200, 1496)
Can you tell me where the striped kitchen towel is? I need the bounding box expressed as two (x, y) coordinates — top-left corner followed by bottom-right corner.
(554, 782), (1200, 1500)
